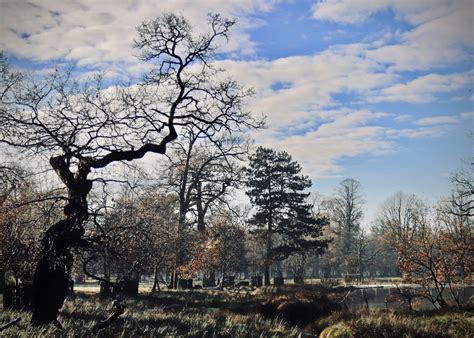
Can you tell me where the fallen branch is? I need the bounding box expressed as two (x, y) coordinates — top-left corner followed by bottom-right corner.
(339, 291), (353, 310)
(0, 317), (21, 332)
(92, 300), (125, 333)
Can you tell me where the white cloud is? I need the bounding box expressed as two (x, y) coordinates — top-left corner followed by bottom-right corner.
(460, 112), (474, 119)
(217, 49), (395, 129)
(0, 0), (276, 74)
(313, 0), (473, 71)
(214, 51), (396, 177)
(416, 116), (458, 126)
(312, 0), (391, 24)
(371, 71), (473, 103)
(312, 0), (465, 26)
(386, 127), (445, 138)
(393, 114), (412, 122)
(367, 45), (466, 72)
(262, 113), (392, 177)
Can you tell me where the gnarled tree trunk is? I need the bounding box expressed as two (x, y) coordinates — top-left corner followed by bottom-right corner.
(31, 167), (92, 326)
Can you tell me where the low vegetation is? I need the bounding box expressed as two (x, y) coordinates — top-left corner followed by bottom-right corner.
(315, 308), (474, 338)
(1, 288), (472, 337)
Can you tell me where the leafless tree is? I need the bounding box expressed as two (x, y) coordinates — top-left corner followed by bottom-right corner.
(0, 13), (262, 325)
(446, 162), (473, 218)
(157, 126), (251, 287)
(376, 190), (472, 308)
(325, 178), (364, 275)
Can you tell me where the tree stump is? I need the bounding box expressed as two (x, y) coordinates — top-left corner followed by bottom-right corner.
(274, 276), (284, 287)
(99, 282), (115, 299)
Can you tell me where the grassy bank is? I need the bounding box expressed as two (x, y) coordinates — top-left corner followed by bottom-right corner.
(0, 289), (472, 337)
(315, 308), (473, 338)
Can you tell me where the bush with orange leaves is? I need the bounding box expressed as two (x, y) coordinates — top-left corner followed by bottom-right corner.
(394, 203), (472, 308)
(176, 213), (246, 286)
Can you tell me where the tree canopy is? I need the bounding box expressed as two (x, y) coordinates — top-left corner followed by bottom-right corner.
(246, 146), (329, 284)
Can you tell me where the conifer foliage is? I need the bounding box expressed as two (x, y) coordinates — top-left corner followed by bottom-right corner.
(245, 146), (329, 285)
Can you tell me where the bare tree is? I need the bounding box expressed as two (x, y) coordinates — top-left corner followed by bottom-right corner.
(350, 229), (383, 282)
(374, 192), (427, 243)
(446, 163), (473, 218)
(157, 126), (251, 287)
(326, 178), (364, 276)
(160, 127), (250, 231)
(375, 190), (472, 308)
(370, 192), (427, 278)
(0, 13), (261, 325)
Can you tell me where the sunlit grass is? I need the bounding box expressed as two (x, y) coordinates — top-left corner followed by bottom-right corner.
(0, 292), (303, 337)
(312, 308), (474, 338)
(1, 289), (472, 337)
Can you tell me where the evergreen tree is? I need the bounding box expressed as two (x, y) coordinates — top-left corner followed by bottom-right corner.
(246, 146), (329, 285)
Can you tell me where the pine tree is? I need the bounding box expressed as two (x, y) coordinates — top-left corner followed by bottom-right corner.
(246, 146), (329, 285)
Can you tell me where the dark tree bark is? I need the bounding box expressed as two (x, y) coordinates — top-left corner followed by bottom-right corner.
(0, 270), (5, 294)
(32, 161), (92, 325)
(150, 265), (160, 294)
(91, 300), (125, 333)
(264, 229), (272, 286)
(196, 180), (206, 232)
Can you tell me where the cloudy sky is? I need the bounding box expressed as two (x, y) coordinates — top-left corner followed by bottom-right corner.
(1, 0), (472, 225)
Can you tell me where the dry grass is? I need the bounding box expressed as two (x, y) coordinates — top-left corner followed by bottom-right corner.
(311, 308), (474, 338)
(0, 288), (472, 337)
(0, 291), (303, 337)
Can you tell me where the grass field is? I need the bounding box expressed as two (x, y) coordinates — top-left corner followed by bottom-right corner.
(0, 287), (472, 337)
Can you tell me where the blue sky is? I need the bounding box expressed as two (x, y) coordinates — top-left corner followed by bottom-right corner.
(1, 0), (472, 225)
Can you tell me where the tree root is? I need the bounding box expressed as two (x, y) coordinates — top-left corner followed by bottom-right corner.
(92, 299), (125, 333)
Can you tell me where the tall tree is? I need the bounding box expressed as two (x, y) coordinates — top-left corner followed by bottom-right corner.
(161, 128), (249, 230)
(374, 192), (426, 244)
(158, 128), (250, 287)
(0, 14), (261, 325)
(326, 178), (364, 275)
(246, 146), (329, 285)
